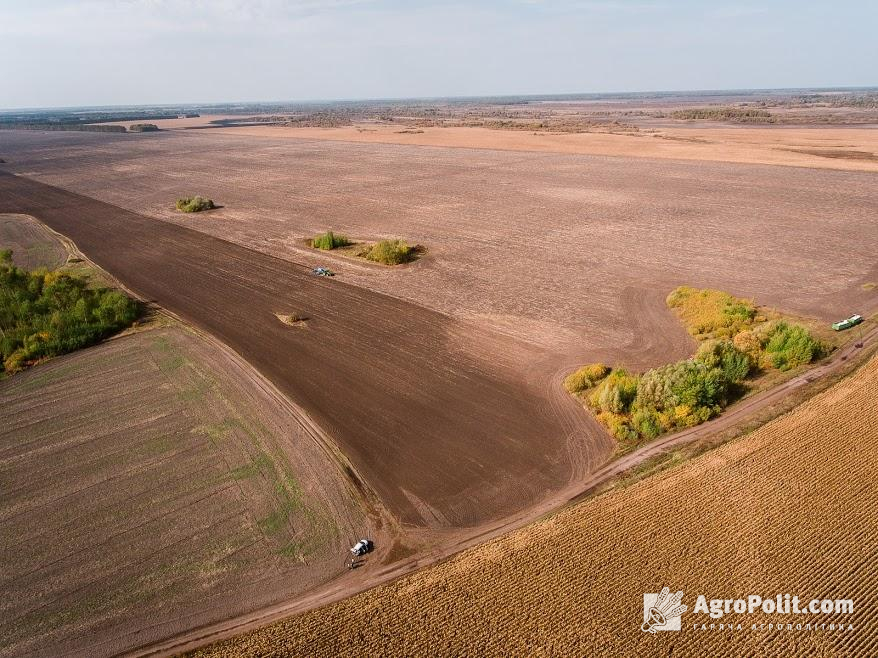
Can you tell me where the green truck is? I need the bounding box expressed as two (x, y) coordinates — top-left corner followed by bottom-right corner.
(832, 314), (863, 331)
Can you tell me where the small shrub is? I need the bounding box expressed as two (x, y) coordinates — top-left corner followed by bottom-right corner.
(631, 407), (662, 439)
(695, 339), (751, 383)
(364, 239), (415, 265)
(311, 231), (351, 250)
(596, 411), (638, 443)
(563, 363), (609, 394)
(589, 369), (639, 415)
(176, 196), (216, 213)
(761, 321), (824, 371)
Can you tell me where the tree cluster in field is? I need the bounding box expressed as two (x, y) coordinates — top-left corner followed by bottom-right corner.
(669, 107), (775, 122)
(175, 196), (216, 213)
(311, 231), (351, 250)
(566, 287), (825, 449)
(362, 239), (416, 265)
(0, 250), (139, 374)
(129, 123), (160, 132)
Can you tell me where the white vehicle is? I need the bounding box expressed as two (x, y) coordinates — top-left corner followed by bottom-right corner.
(350, 539), (373, 556)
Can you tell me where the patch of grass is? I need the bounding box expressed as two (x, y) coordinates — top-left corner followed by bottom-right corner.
(311, 231), (351, 250)
(863, 282), (877, 291)
(666, 286), (757, 339)
(158, 354), (185, 372)
(175, 196), (216, 213)
(362, 239), (416, 265)
(277, 541), (308, 560)
(229, 453), (272, 480)
(139, 435), (175, 457)
(177, 379), (211, 402)
(193, 417), (240, 443)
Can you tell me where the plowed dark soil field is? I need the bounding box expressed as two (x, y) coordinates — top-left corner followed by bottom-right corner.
(0, 171), (603, 528)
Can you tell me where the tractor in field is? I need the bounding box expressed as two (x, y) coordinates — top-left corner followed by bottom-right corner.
(313, 266), (335, 277)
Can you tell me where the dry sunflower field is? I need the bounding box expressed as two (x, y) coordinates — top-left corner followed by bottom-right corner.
(194, 352), (878, 657)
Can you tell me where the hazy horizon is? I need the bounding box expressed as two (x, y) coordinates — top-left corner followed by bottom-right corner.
(2, 1), (876, 110)
(4, 85), (878, 114)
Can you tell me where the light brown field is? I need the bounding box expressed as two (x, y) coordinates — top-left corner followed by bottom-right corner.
(194, 350), (878, 658)
(3, 118), (878, 655)
(1, 128), (876, 363)
(0, 319), (367, 657)
(211, 123), (878, 172)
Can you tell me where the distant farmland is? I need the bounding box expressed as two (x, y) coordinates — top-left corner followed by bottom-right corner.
(0, 326), (367, 658)
(194, 353), (878, 657)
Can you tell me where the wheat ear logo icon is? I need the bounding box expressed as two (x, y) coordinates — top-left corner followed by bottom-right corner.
(641, 587), (687, 633)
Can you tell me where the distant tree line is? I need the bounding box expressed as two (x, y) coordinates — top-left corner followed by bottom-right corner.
(0, 124), (127, 133)
(669, 107), (775, 123)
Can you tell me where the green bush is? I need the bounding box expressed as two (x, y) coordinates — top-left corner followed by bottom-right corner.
(176, 196), (216, 213)
(589, 369), (639, 414)
(364, 239), (415, 265)
(761, 321), (824, 371)
(563, 363), (609, 394)
(637, 360), (728, 415)
(631, 407), (663, 439)
(695, 339), (751, 383)
(311, 231), (351, 250)
(0, 253), (138, 374)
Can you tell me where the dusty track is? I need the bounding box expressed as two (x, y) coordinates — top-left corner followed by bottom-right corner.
(139, 320), (878, 658)
(0, 170), (606, 529)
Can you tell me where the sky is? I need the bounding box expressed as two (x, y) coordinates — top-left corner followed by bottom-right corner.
(0, 0), (876, 109)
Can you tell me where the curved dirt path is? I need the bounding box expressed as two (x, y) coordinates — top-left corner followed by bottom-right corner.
(133, 323), (878, 658)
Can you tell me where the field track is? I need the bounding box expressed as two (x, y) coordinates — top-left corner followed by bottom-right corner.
(191, 349), (878, 658)
(131, 321), (878, 657)
(0, 170), (608, 529)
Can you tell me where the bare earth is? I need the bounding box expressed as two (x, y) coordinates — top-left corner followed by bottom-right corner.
(1, 128), (876, 360)
(0, 173), (605, 530)
(194, 351), (878, 658)
(1, 116), (877, 655)
(214, 123), (878, 172)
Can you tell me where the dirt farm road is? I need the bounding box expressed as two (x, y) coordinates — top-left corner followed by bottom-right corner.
(134, 321), (878, 658)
